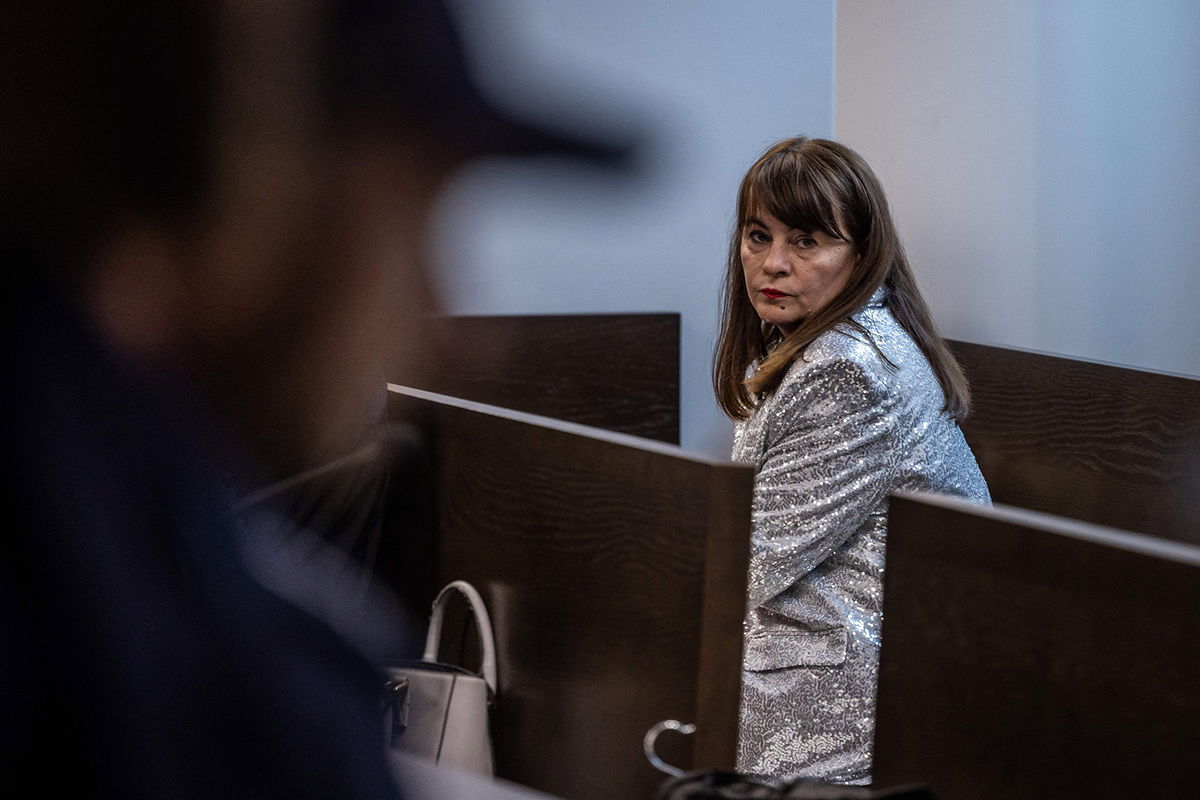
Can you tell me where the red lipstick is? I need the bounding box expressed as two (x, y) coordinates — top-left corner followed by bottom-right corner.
(760, 289), (787, 299)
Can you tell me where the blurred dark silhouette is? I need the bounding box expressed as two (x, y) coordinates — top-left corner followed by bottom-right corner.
(1, 0), (630, 796)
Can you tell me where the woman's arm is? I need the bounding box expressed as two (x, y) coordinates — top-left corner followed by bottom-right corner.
(747, 355), (903, 609)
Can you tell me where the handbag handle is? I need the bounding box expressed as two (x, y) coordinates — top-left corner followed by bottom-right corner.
(644, 719), (696, 777)
(422, 580), (498, 694)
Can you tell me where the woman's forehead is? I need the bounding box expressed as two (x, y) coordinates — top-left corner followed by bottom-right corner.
(743, 183), (848, 239)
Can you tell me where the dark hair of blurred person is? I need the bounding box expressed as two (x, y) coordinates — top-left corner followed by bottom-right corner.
(3, 0), (462, 479)
(2, 0), (626, 796)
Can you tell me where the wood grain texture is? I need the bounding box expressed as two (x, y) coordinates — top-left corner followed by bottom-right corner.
(406, 314), (680, 444)
(950, 340), (1200, 545)
(385, 387), (751, 800)
(874, 493), (1200, 800)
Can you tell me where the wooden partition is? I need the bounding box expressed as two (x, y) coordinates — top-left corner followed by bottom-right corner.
(873, 492), (1200, 799)
(408, 313), (680, 443)
(383, 385), (752, 800)
(408, 325), (1200, 541)
(949, 339), (1200, 545)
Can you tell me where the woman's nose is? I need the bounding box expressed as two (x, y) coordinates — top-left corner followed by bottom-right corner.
(765, 243), (791, 275)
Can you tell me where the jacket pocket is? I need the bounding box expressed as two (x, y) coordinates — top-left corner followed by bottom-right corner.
(743, 628), (847, 671)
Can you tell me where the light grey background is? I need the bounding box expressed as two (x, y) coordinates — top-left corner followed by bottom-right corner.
(433, 0), (1199, 458)
(837, 0), (1200, 376)
(432, 0), (835, 458)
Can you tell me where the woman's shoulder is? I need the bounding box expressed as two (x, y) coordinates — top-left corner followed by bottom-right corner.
(774, 332), (893, 415)
(793, 315), (896, 379)
(807, 322), (882, 364)
(770, 307), (916, 411)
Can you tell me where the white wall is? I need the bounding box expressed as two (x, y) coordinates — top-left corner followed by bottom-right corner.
(837, 0), (1200, 377)
(433, 0), (836, 457)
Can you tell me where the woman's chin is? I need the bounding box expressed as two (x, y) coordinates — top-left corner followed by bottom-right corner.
(757, 313), (802, 337)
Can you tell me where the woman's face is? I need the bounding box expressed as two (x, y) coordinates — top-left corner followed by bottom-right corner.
(740, 210), (857, 336)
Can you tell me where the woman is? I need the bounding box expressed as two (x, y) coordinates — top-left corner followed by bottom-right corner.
(713, 137), (990, 785)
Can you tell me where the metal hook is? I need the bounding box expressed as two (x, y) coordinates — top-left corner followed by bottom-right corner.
(643, 719), (697, 777)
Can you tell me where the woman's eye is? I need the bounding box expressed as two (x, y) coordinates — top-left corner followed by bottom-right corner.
(796, 236), (817, 248)
(747, 230), (769, 244)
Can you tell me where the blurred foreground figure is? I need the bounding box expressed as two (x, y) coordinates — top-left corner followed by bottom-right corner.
(1, 0), (624, 795)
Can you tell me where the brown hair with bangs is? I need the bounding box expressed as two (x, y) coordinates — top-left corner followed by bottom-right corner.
(712, 136), (970, 421)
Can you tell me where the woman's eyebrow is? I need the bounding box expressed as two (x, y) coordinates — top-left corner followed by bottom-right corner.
(745, 215), (821, 235)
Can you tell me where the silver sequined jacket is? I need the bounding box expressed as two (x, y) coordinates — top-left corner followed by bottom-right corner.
(732, 289), (990, 785)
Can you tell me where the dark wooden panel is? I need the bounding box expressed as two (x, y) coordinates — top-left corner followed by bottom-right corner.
(406, 314), (680, 444)
(950, 339), (1200, 545)
(874, 492), (1200, 800)
(385, 387), (751, 800)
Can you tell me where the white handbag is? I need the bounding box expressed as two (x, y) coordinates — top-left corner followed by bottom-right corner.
(383, 581), (497, 776)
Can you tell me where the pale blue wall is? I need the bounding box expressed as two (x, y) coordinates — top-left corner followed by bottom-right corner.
(433, 0), (836, 457)
(1032, 1), (1200, 373)
(837, 0), (1200, 378)
(432, 1), (1199, 458)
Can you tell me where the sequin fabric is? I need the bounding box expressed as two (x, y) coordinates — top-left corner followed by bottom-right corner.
(732, 289), (990, 785)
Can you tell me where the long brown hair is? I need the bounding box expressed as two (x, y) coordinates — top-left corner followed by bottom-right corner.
(713, 136), (970, 421)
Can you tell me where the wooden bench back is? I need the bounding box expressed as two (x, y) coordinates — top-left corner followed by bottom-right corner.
(950, 340), (1200, 545)
(406, 313), (680, 443)
(874, 492), (1200, 799)
(383, 386), (751, 800)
